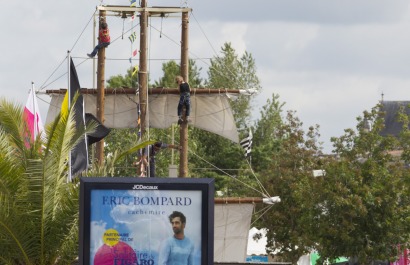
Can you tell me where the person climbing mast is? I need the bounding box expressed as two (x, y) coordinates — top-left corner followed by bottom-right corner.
(87, 19), (111, 58)
(176, 75), (191, 125)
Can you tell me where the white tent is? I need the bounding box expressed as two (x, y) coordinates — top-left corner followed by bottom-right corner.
(247, 227), (268, 255)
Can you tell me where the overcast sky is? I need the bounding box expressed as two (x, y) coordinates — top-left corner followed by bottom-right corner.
(2, 0), (410, 153)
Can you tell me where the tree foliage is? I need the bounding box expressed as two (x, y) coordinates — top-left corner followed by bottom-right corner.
(252, 96), (325, 263)
(207, 42), (261, 129)
(252, 100), (410, 264)
(311, 104), (410, 264)
(153, 59), (203, 88)
(106, 67), (138, 88)
(187, 43), (262, 195)
(0, 97), (89, 264)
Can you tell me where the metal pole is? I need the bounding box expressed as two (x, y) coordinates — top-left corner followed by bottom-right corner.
(31, 82), (37, 138)
(179, 11), (189, 177)
(171, 124), (175, 164)
(92, 14), (96, 91)
(67, 51), (72, 182)
(96, 10), (106, 164)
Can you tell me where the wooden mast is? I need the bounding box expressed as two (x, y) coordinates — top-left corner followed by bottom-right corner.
(179, 11), (189, 177)
(96, 10), (107, 165)
(139, 0), (148, 136)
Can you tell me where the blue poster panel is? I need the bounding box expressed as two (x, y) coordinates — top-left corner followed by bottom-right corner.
(79, 177), (214, 265)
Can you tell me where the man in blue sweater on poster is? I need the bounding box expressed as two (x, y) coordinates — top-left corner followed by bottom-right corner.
(159, 211), (194, 265)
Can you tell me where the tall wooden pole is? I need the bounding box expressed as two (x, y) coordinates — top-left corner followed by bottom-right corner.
(96, 10), (106, 165)
(139, 0), (148, 136)
(179, 11), (189, 177)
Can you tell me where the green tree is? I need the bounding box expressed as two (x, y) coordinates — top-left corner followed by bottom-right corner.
(252, 93), (285, 172)
(189, 43), (261, 194)
(153, 59), (203, 88)
(0, 97), (91, 264)
(103, 127), (140, 176)
(107, 67), (138, 88)
(207, 42), (261, 128)
(104, 67), (142, 176)
(252, 97), (324, 263)
(312, 104), (410, 264)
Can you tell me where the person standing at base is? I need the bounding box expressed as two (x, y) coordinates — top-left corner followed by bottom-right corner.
(176, 76), (191, 125)
(159, 211), (194, 265)
(87, 20), (110, 58)
(137, 142), (180, 178)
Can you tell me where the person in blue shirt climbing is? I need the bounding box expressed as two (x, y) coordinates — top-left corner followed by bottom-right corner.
(159, 211), (194, 265)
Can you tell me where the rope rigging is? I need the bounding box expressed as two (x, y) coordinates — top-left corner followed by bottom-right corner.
(153, 128), (270, 199)
(149, 22), (254, 91)
(39, 6), (100, 91)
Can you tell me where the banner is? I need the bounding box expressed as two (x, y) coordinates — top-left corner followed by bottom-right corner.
(80, 178), (214, 265)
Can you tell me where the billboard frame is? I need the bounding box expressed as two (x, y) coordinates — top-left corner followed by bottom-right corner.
(79, 177), (214, 265)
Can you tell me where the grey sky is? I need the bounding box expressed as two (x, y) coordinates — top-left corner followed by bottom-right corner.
(2, 0), (410, 152)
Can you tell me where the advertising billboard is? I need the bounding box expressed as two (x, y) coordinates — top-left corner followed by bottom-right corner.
(79, 177), (214, 265)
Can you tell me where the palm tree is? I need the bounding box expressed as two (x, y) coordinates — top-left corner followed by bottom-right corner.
(0, 97), (157, 264)
(0, 97), (86, 264)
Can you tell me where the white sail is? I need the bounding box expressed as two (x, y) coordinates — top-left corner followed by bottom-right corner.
(46, 93), (239, 143)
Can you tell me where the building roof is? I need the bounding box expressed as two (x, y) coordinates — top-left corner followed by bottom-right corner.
(380, 101), (410, 137)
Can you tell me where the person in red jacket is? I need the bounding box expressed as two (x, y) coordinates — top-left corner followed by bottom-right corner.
(87, 21), (111, 58)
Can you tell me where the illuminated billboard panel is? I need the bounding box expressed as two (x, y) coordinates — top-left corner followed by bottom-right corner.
(79, 177), (214, 265)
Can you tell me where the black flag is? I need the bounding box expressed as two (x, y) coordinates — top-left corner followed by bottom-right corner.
(85, 113), (111, 146)
(69, 58), (88, 178)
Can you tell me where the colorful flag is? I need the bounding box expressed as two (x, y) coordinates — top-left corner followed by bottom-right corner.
(68, 58), (88, 179)
(23, 85), (44, 147)
(130, 0), (137, 7)
(132, 65), (139, 77)
(240, 129), (252, 158)
(132, 49), (138, 57)
(129, 49), (139, 63)
(129, 14), (136, 22)
(128, 32), (137, 43)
